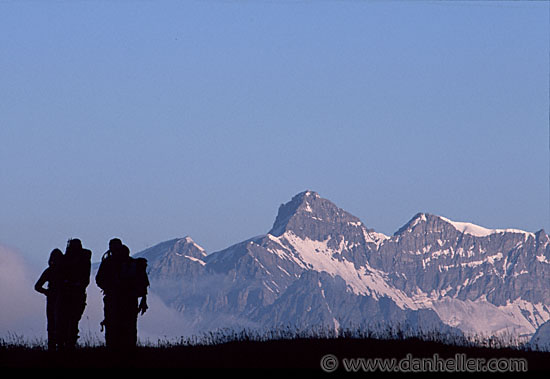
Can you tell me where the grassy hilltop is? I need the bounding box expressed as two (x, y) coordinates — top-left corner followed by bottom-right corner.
(2, 328), (550, 371)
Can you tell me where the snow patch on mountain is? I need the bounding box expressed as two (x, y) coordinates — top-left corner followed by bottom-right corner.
(438, 216), (535, 238)
(183, 236), (207, 255)
(177, 255), (206, 265)
(362, 227), (389, 247)
(431, 298), (533, 338)
(272, 231), (420, 310)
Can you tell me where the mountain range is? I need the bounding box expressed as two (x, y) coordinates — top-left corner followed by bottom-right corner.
(136, 190), (550, 343)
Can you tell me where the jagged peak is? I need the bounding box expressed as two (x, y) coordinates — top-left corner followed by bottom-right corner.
(178, 236), (207, 254)
(303, 190), (320, 198)
(394, 212), (430, 235)
(180, 235), (201, 247)
(268, 190), (361, 237)
(137, 235), (207, 262)
(269, 191), (321, 236)
(536, 229), (548, 239)
(395, 212), (535, 238)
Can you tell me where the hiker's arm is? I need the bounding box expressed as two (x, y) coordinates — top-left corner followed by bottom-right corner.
(95, 258), (107, 291)
(138, 295), (148, 315)
(80, 249), (92, 289)
(34, 270), (49, 296)
(83, 257), (91, 288)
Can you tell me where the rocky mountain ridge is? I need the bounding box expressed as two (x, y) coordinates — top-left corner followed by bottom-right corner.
(136, 191), (550, 342)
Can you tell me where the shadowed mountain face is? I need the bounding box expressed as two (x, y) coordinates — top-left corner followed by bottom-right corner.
(136, 191), (550, 342)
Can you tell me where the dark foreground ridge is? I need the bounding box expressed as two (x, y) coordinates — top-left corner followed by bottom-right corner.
(2, 335), (550, 371)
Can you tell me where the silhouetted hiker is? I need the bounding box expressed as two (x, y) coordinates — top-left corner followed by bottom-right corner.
(57, 238), (92, 349)
(34, 248), (64, 351)
(96, 238), (149, 351)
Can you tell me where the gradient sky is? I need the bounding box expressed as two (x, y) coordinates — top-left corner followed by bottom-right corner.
(0, 0), (548, 270)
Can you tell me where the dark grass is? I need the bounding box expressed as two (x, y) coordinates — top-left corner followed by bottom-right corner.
(2, 327), (550, 371)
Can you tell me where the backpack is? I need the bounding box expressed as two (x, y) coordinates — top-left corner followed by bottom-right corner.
(119, 257), (149, 298)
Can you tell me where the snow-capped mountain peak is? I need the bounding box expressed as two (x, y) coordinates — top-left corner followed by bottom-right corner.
(136, 191), (550, 343)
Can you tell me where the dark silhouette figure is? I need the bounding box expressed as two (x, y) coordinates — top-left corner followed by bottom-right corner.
(96, 238), (149, 351)
(34, 248), (64, 351)
(57, 238), (92, 349)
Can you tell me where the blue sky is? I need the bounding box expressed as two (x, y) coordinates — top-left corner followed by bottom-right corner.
(0, 0), (548, 269)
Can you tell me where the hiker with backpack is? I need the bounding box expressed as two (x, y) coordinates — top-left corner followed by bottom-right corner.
(95, 238), (149, 350)
(58, 238), (92, 349)
(35, 239), (92, 350)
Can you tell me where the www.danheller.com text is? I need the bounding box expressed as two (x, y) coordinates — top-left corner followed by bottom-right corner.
(320, 353), (528, 373)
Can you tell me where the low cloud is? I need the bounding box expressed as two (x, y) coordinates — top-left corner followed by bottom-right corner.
(136, 293), (196, 344)
(0, 245), (45, 341)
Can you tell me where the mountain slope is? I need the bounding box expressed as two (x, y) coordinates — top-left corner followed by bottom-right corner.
(137, 191), (550, 341)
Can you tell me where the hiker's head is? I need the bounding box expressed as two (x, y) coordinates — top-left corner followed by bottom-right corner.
(66, 238), (82, 255)
(109, 238), (123, 254)
(48, 248), (63, 266)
